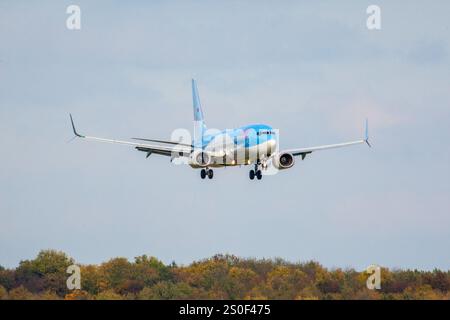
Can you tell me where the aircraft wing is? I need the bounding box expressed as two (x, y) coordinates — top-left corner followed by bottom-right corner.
(69, 115), (192, 157)
(281, 119), (370, 159)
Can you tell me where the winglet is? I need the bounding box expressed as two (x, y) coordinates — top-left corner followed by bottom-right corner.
(364, 118), (371, 147)
(69, 114), (84, 138)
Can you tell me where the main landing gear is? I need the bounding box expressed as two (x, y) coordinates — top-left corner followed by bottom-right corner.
(200, 168), (214, 180)
(249, 163), (263, 181)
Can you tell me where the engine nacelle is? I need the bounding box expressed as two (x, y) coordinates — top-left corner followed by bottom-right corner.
(272, 152), (295, 170)
(190, 150), (212, 168)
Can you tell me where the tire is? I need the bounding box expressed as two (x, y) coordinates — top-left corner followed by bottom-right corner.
(249, 170), (255, 180)
(256, 170), (262, 180)
(200, 169), (206, 179)
(207, 169), (214, 179)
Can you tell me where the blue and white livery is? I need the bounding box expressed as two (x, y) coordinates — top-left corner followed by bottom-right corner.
(69, 79), (370, 180)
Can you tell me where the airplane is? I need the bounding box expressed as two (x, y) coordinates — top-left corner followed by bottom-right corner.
(69, 79), (370, 180)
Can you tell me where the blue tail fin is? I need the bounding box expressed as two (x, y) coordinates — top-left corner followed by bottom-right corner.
(192, 79), (207, 146)
(192, 79), (204, 122)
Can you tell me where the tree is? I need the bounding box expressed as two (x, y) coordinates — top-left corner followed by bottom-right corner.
(2, 250), (450, 300)
(36, 290), (62, 300)
(133, 255), (169, 285)
(99, 258), (133, 291)
(402, 285), (443, 300)
(15, 250), (74, 295)
(118, 280), (144, 295)
(315, 269), (345, 296)
(176, 258), (230, 298)
(0, 268), (15, 291)
(294, 286), (321, 300)
(8, 286), (35, 300)
(80, 265), (104, 295)
(227, 267), (258, 299)
(137, 282), (196, 300)
(96, 289), (124, 300)
(0, 285), (8, 300)
(424, 269), (450, 292)
(266, 266), (309, 299)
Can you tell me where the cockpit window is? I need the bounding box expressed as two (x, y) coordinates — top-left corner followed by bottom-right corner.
(257, 130), (275, 136)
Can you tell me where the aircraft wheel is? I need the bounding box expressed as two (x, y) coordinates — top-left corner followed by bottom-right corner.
(207, 169), (214, 179)
(256, 170), (262, 180)
(200, 169), (206, 179)
(249, 170), (255, 180)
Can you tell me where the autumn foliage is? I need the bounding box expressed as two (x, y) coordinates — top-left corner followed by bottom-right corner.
(0, 250), (449, 300)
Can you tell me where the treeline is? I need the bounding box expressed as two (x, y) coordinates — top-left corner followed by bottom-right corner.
(0, 250), (449, 300)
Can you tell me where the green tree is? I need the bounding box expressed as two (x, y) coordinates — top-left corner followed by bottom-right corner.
(100, 258), (133, 291)
(0, 267), (15, 291)
(15, 250), (74, 295)
(133, 255), (170, 285)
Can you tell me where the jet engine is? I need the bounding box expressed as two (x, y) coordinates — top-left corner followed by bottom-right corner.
(272, 152), (295, 170)
(190, 150), (212, 167)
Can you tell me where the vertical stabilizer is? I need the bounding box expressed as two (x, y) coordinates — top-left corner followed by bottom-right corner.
(192, 79), (206, 147)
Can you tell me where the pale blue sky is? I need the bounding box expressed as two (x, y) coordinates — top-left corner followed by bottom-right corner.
(0, 1), (449, 270)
